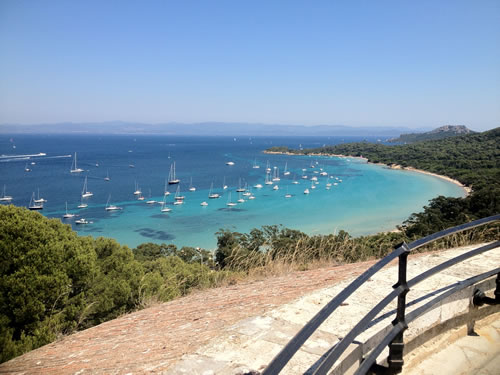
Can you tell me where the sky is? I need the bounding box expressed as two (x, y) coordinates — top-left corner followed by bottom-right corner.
(0, 0), (499, 130)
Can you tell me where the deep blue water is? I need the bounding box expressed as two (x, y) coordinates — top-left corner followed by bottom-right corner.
(0, 134), (465, 249)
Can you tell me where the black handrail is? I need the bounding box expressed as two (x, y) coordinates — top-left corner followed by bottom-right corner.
(311, 241), (500, 374)
(262, 214), (500, 375)
(355, 267), (500, 375)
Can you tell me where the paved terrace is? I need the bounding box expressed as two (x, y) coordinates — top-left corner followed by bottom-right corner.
(1, 244), (499, 374)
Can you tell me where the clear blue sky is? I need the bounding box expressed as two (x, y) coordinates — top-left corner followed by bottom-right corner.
(0, 0), (499, 130)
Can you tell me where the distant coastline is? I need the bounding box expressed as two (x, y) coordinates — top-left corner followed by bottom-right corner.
(263, 150), (471, 197)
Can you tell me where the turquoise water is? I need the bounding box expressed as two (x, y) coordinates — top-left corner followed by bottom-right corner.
(0, 135), (465, 249)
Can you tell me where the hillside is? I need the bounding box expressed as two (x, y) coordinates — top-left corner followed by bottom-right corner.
(388, 125), (474, 143)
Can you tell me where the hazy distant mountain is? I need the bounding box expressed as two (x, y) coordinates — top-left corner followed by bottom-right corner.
(0, 121), (431, 137)
(388, 125), (475, 143)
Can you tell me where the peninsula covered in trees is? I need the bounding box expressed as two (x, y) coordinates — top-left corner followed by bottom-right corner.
(267, 127), (499, 235)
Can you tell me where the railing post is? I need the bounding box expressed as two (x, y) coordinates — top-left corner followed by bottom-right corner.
(473, 272), (500, 306)
(387, 243), (411, 374)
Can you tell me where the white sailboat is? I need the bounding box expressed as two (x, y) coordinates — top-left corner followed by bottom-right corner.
(304, 188), (310, 194)
(236, 178), (246, 192)
(208, 182), (220, 199)
(146, 189), (156, 204)
(188, 177), (196, 192)
(254, 183), (263, 189)
(104, 170), (110, 181)
(0, 185), (13, 202)
(34, 188), (47, 203)
(161, 194), (171, 212)
(283, 162), (290, 176)
(272, 167), (280, 181)
(200, 201), (208, 206)
(81, 177), (93, 198)
(164, 178), (170, 196)
(226, 192), (237, 207)
(168, 162), (180, 184)
(252, 159), (260, 169)
(265, 172), (273, 185)
(105, 195), (122, 211)
(266, 161), (271, 173)
(75, 218), (89, 224)
(292, 174), (299, 184)
(285, 187), (292, 198)
(77, 198), (88, 208)
(63, 202), (75, 218)
(133, 181), (142, 195)
(28, 192), (43, 210)
(70, 152), (84, 173)
(173, 185), (184, 205)
(273, 184), (279, 190)
(223, 176), (228, 190)
(24, 163), (31, 172)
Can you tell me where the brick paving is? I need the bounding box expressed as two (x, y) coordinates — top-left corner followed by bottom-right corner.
(0, 259), (379, 374)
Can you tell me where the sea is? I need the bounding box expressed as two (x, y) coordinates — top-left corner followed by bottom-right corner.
(0, 134), (466, 250)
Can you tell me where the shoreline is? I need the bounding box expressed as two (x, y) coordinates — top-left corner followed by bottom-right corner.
(263, 150), (471, 197)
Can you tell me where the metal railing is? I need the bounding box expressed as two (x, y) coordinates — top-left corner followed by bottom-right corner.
(262, 214), (500, 375)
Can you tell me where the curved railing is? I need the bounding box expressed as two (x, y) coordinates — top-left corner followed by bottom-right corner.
(262, 214), (500, 375)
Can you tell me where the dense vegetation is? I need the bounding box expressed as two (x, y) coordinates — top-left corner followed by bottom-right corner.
(268, 128), (499, 237)
(387, 125), (474, 143)
(2, 128), (498, 363)
(0, 205), (230, 363)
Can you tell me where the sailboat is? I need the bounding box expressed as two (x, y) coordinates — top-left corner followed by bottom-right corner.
(266, 161), (271, 173)
(272, 167), (280, 181)
(236, 178), (246, 192)
(81, 177), (93, 198)
(70, 152), (84, 173)
(63, 202), (75, 218)
(283, 162), (290, 176)
(164, 178), (170, 196)
(24, 163), (31, 172)
(105, 195), (122, 211)
(174, 186), (184, 206)
(173, 185), (184, 205)
(34, 188), (47, 203)
(146, 189), (156, 204)
(200, 201), (208, 206)
(168, 162), (180, 184)
(0, 185), (13, 202)
(252, 159), (260, 169)
(226, 192), (237, 207)
(28, 192), (43, 210)
(75, 218), (89, 224)
(326, 176), (332, 188)
(222, 176), (228, 190)
(133, 181), (142, 195)
(265, 172), (273, 185)
(77, 197), (88, 208)
(292, 174), (299, 184)
(285, 187), (292, 198)
(160, 194), (171, 212)
(188, 177), (196, 192)
(237, 192), (245, 203)
(104, 170), (110, 181)
(208, 182), (220, 199)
